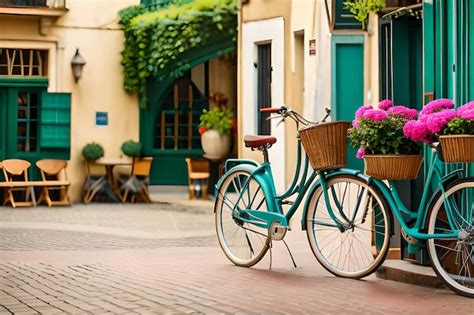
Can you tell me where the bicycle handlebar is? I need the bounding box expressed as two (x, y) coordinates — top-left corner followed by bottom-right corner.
(260, 107), (281, 114)
(260, 105), (330, 126)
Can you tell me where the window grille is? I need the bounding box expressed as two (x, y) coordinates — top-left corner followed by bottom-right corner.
(0, 48), (47, 77)
(17, 91), (39, 152)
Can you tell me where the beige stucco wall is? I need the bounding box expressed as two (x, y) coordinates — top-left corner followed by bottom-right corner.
(239, 0), (293, 173)
(0, 0), (140, 201)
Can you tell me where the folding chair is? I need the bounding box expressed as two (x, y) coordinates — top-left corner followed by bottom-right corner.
(2, 159), (33, 208)
(36, 159), (71, 207)
(185, 158), (210, 200)
(82, 160), (118, 203)
(119, 157), (153, 203)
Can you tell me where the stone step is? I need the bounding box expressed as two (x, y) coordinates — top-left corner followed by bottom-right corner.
(376, 260), (445, 289)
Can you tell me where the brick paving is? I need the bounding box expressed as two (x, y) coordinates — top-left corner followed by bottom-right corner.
(0, 203), (473, 314)
(0, 229), (216, 251)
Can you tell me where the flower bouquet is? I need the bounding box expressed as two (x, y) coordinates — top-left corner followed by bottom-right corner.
(403, 99), (474, 162)
(348, 100), (423, 180)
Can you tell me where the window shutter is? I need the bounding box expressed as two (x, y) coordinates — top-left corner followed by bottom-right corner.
(40, 92), (71, 149)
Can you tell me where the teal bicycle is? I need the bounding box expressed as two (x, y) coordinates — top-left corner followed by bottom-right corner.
(214, 106), (474, 297)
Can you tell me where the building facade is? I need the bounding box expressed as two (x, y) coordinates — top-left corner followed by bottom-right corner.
(238, 0), (380, 191)
(0, 0), (140, 200)
(0, 0), (237, 201)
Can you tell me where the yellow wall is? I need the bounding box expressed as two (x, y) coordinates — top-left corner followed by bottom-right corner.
(239, 0), (314, 184)
(239, 0), (293, 168)
(0, 0), (140, 201)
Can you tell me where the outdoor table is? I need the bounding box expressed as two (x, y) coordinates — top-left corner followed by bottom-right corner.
(95, 157), (132, 200)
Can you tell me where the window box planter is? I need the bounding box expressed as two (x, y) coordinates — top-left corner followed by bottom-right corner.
(438, 135), (474, 163)
(364, 154), (423, 180)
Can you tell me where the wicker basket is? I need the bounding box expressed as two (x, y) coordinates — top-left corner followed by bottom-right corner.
(364, 155), (423, 180)
(439, 135), (474, 163)
(299, 121), (351, 171)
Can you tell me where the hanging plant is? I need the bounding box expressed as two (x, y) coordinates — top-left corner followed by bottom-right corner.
(343, 0), (386, 30)
(118, 0), (237, 94)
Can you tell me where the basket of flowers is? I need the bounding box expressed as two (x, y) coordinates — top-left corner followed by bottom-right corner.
(403, 99), (474, 163)
(348, 100), (423, 180)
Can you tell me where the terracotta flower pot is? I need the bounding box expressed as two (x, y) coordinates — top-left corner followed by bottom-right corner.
(364, 154), (423, 180)
(201, 129), (231, 160)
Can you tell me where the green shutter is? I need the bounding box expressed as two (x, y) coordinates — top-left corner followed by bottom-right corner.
(40, 92), (71, 149)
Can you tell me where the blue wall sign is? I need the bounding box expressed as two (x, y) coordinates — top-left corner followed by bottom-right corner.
(96, 112), (108, 126)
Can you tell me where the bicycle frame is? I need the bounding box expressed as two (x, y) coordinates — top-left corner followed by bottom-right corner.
(215, 138), (367, 230)
(366, 151), (465, 240)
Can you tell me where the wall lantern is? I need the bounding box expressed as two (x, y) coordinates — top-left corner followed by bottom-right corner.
(71, 48), (86, 83)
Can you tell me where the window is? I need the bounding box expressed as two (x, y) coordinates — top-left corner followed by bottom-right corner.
(154, 80), (207, 150)
(17, 91), (39, 152)
(257, 43), (272, 135)
(0, 48), (47, 77)
(333, 1), (362, 30)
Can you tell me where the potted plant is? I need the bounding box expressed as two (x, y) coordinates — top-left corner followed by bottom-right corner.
(403, 99), (474, 162)
(82, 142), (104, 161)
(348, 100), (423, 180)
(121, 140), (142, 158)
(199, 105), (233, 160)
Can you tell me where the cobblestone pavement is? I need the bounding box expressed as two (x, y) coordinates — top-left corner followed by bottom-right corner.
(0, 202), (473, 314)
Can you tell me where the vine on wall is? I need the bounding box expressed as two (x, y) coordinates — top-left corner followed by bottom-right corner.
(118, 0), (237, 94)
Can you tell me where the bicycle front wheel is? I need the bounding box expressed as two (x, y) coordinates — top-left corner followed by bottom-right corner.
(306, 175), (392, 279)
(426, 177), (474, 298)
(215, 169), (270, 267)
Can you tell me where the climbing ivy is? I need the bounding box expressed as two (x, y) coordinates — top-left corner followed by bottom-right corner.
(118, 0), (237, 94)
(343, 0), (385, 30)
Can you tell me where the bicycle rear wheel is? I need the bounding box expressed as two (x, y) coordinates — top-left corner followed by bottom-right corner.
(306, 175), (391, 279)
(426, 177), (474, 298)
(215, 169), (270, 267)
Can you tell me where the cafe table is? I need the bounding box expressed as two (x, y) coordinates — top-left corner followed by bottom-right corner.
(94, 157), (132, 200)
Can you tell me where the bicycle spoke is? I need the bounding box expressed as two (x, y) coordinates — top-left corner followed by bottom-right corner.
(216, 171), (270, 267)
(307, 176), (390, 278)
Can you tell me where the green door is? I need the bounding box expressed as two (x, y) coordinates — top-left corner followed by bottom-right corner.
(0, 88), (6, 161)
(331, 35), (365, 171)
(0, 83), (71, 179)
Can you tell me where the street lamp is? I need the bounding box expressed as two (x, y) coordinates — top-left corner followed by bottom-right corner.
(71, 48), (86, 83)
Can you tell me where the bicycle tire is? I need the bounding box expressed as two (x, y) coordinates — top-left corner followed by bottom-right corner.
(426, 177), (474, 298)
(215, 169), (270, 267)
(305, 174), (392, 279)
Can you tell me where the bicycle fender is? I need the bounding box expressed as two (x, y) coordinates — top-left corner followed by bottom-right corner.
(214, 163), (280, 214)
(300, 169), (369, 230)
(224, 159), (259, 172)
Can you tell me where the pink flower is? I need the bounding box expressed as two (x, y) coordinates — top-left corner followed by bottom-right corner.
(457, 102), (474, 117)
(425, 109), (457, 133)
(403, 120), (432, 143)
(355, 105), (373, 119)
(352, 120), (360, 128)
(362, 109), (388, 122)
(356, 147), (365, 159)
(387, 106), (418, 120)
(420, 98), (454, 116)
(379, 99), (393, 110)
(459, 109), (474, 120)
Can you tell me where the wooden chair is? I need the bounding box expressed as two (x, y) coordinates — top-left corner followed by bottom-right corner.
(36, 159), (71, 207)
(185, 158), (210, 200)
(2, 159), (33, 208)
(119, 157), (153, 203)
